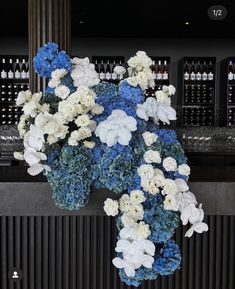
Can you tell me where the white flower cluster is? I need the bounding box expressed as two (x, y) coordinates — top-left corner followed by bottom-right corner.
(71, 57), (100, 88)
(95, 110), (137, 147)
(22, 124), (51, 176)
(136, 85), (177, 125)
(126, 51), (155, 90)
(48, 69), (70, 99)
(103, 190), (155, 277)
(114, 65), (126, 76)
(16, 91), (50, 136)
(137, 132), (208, 237)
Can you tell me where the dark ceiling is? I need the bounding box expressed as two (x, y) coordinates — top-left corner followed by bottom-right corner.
(0, 0), (235, 38)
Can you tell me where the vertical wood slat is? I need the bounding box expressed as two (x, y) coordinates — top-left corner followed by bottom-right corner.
(0, 215), (234, 289)
(28, 0), (71, 93)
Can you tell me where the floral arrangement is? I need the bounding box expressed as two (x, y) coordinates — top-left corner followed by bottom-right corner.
(14, 43), (208, 286)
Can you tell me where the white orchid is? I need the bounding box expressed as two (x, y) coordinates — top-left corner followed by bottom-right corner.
(95, 110), (137, 147)
(185, 222), (209, 237)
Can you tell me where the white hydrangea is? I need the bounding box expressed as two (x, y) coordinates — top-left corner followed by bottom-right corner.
(68, 126), (92, 146)
(95, 110), (137, 147)
(114, 65), (126, 76)
(91, 104), (104, 115)
(162, 157), (177, 171)
(16, 90), (32, 106)
(75, 114), (91, 127)
(127, 51), (152, 71)
(143, 150), (161, 164)
(103, 198), (119, 216)
(83, 140), (95, 149)
(17, 115), (30, 137)
(142, 131), (158, 146)
(162, 85), (176, 96)
(48, 78), (60, 88)
(137, 164), (155, 180)
(71, 57), (100, 88)
(178, 164), (191, 176)
(51, 68), (67, 81)
(54, 85), (70, 99)
(155, 90), (171, 105)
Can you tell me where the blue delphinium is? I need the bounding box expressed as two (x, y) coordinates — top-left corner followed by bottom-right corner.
(153, 240), (181, 275)
(46, 144), (92, 210)
(33, 42), (72, 78)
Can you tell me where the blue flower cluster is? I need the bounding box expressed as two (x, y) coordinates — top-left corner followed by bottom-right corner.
(46, 144), (92, 210)
(118, 80), (144, 105)
(33, 42), (72, 78)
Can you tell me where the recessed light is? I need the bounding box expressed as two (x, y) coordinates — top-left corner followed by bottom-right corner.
(80, 20), (84, 24)
(185, 22), (190, 25)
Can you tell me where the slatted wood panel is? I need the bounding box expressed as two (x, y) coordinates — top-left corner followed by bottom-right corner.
(0, 215), (234, 289)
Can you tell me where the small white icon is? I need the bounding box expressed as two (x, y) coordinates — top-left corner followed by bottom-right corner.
(12, 271), (19, 279)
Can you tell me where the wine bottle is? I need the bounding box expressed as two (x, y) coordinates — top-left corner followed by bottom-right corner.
(15, 59), (21, 79)
(184, 61), (189, 80)
(208, 61), (214, 81)
(99, 60), (105, 80)
(0, 58), (7, 79)
(202, 61), (208, 81)
(111, 60), (117, 80)
(151, 60), (156, 79)
(196, 61), (202, 81)
(8, 59), (14, 79)
(21, 59), (28, 79)
(95, 60), (99, 77)
(156, 60), (162, 80)
(119, 60), (124, 80)
(105, 60), (111, 80)
(190, 61), (196, 81)
(162, 60), (168, 80)
(228, 61), (233, 80)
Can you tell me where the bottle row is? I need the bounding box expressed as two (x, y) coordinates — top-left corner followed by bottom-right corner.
(0, 84), (29, 103)
(94, 60), (124, 81)
(228, 86), (235, 104)
(184, 60), (214, 81)
(228, 61), (235, 81)
(184, 85), (214, 104)
(227, 108), (235, 126)
(0, 106), (22, 125)
(94, 59), (169, 82)
(0, 58), (29, 80)
(182, 107), (214, 126)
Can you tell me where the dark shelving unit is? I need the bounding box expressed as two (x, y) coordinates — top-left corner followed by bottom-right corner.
(0, 55), (29, 126)
(178, 57), (216, 127)
(220, 57), (235, 126)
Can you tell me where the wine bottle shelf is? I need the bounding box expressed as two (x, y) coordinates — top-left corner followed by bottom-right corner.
(179, 57), (216, 127)
(0, 55), (29, 126)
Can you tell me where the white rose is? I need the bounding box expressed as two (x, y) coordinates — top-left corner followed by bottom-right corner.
(16, 91), (28, 105)
(162, 85), (176, 96)
(127, 204), (144, 221)
(48, 78), (60, 88)
(91, 104), (104, 115)
(142, 180), (159, 195)
(143, 150), (161, 164)
(121, 214), (135, 227)
(178, 164), (191, 176)
(162, 179), (178, 195)
(119, 194), (131, 212)
(14, 151), (24, 160)
(153, 174), (165, 187)
(142, 132), (158, 146)
(126, 76), (138, 87)
(103, 198), (119, 216)
(137, 164), (155, 180)
(162, 157), (177, 171)
(164, 194), (179, 211)
(130, 190), (146, 204)
(83, 140), (95, 149)
(133, 222), (151, 239)
(54, 85), (70, 99)
(23, 101), (38, 117)
(75, 114), (90, 127)
(51, 68), (67, 80)
(77, 126), (92, 140)
(155, 90), (171, 105)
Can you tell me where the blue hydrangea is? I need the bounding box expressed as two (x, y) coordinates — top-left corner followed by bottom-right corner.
(118, 80), (144, 105)
(46, 144), (92, 210)
(33, 42), (72, 78)
(157, 129), (177, 144)
(153, 240), (181, 275)
(144, 196), (180, 243)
